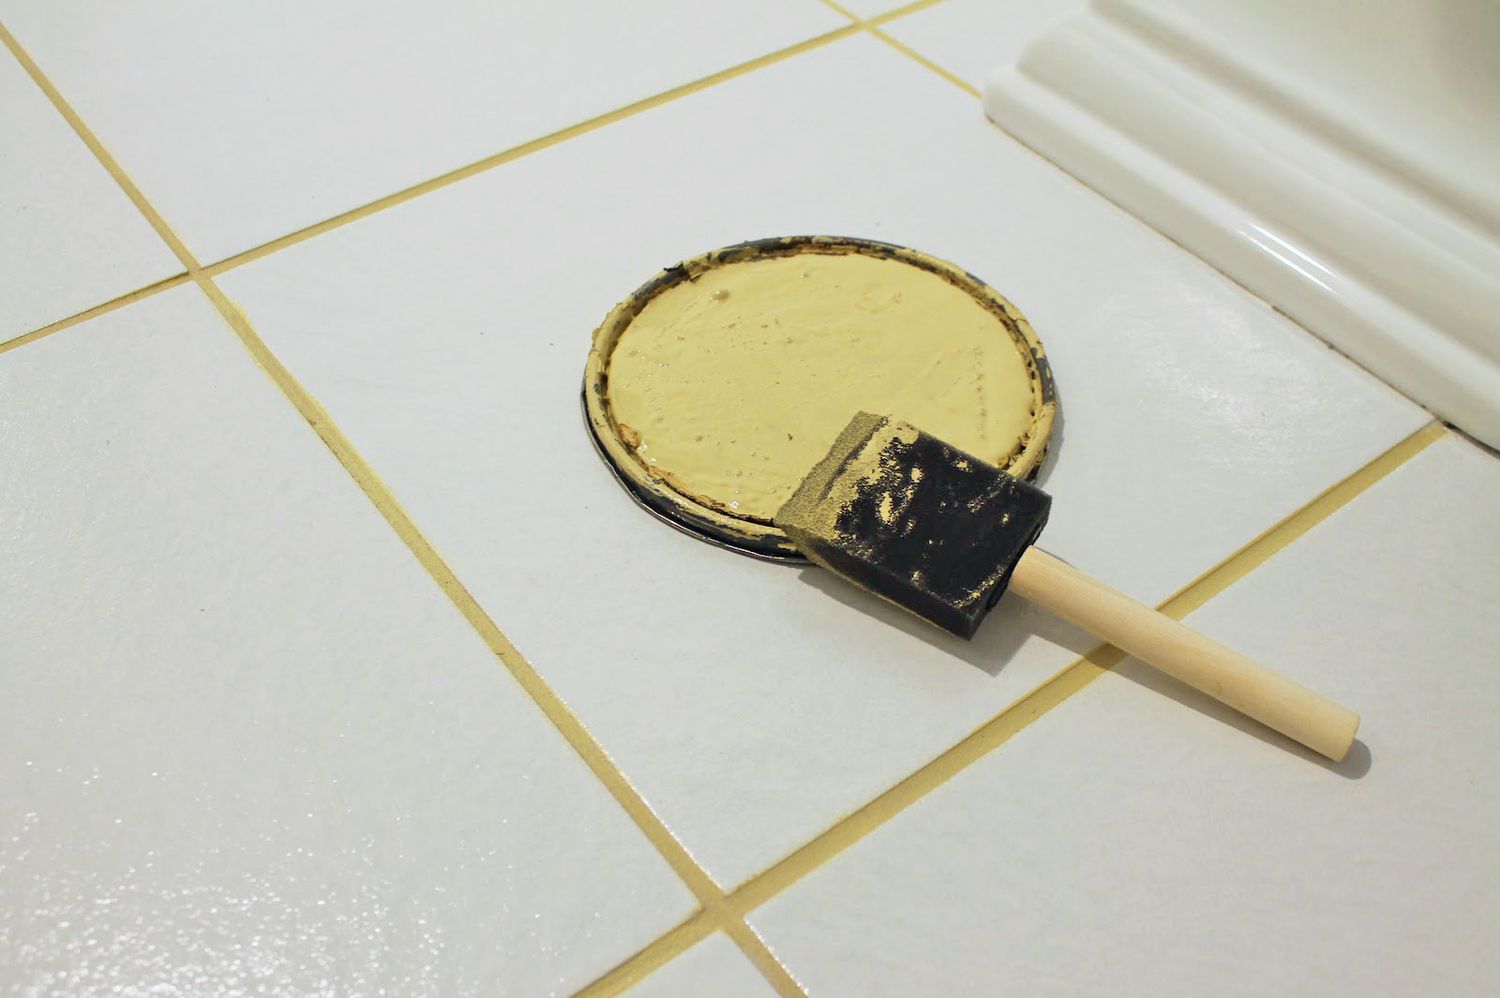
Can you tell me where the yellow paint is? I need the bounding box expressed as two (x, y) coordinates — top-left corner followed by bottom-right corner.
(776, 411), (919, 543)
(605, 252), (1036, 522)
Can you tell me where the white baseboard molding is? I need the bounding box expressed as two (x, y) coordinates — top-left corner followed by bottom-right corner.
(984, 0), (1500, 448)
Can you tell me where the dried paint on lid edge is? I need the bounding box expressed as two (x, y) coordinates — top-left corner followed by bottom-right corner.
(582, 234), (1057, 562)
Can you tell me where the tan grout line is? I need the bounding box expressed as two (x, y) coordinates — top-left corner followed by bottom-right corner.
(737, 647), (1124, 915)
(573, 900), (803, 998)
(819, 0), (979, 96)
(2, 19), (809, 996)
(818, 0), (952, 27)
(1150, 421), (1446, 618)
(721, 919), (805, 996)
(574, 906), (804, 998)
(865, 22), (979, 96)
(0, 272), (191, 355)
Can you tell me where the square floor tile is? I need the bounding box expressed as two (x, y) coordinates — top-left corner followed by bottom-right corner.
(0, 0), (846, 264)
(627, 934), (775, 997)
(751, 433), (1500, 996)
(0, 287), (695, 994)
(0, 45), (180, 343)
(883, 0), (1082, 90)
(216, 34), (1425, 887)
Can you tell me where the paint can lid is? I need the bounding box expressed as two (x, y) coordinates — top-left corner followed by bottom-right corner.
(583, 235), (1055, 561)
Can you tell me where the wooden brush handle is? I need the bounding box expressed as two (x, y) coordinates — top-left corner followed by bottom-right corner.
(1009, 547), (1359, 761)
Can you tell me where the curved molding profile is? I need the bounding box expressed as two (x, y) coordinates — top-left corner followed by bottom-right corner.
(984, 0), (1500, 448)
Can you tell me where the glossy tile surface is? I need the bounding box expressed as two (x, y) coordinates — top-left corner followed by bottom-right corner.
(751, 433), (1500, 996)
(216, 35), (1426, 886)
(627, 934), (776, 998)
(0, 0), (845, 264)
(0, 288), (694, 995)
(0, 44), (179, 342)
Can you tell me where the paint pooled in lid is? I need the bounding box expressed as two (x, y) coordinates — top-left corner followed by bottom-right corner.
(584, 236), (1055, 560)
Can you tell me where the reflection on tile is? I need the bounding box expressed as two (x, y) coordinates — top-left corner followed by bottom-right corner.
(0, 46), (179, 342)
(883, 0), (1081, 90)
(0, 288), (694, 994)
(216, 35), (1425, 885)
(0, 0), (846, 263)
(752, 434), (1500, 996)
(627, 934), (776, 998)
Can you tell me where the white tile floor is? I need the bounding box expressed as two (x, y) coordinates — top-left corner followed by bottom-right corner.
(1, 3), (1494, 996)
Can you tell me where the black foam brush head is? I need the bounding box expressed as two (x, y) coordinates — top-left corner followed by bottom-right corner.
(775, 412), (1052, 638)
